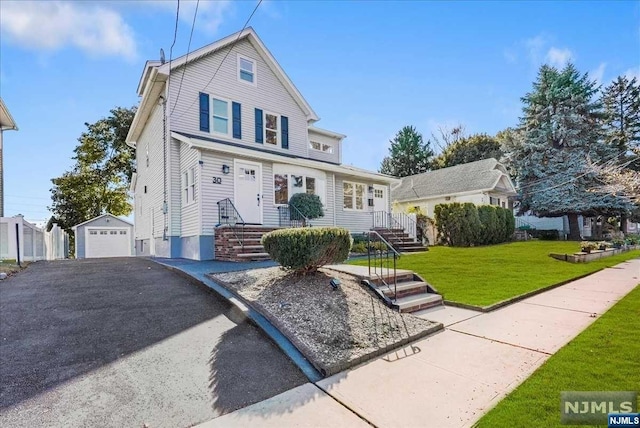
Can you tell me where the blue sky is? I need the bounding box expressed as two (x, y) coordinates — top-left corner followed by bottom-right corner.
(1, 0), (638, 222)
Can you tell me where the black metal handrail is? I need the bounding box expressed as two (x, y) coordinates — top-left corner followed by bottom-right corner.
(277, 203), (310, 228)
(217, 198), (245, 248)
(366, 230), (401, 302)
(391, 212), (418, 241)
(515, 217), (536, 230)
(372, 211), (409, 251)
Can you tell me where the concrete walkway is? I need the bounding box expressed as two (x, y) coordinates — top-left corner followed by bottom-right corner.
(199, 258), (639, 428)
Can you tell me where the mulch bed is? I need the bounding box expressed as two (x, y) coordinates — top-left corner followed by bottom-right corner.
(209, 266), (441, 377)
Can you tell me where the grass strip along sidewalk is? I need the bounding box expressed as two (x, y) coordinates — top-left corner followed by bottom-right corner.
(475, 285), (640, 427)
(349, 241), (640, 306)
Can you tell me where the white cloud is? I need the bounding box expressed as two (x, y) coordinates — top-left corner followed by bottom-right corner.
(590, 62), (607, 85)
(525, 34), (547, 64)
(0, 1), (137, 59)
(624, 66), (640, 81)
(147, 0), (233, 34)
(503, 48), (517, 64)
(545, 47), (574, 68)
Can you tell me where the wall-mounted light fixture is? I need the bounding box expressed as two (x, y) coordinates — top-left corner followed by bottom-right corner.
(198, 160), (204, 166)
(222, 164), (230, 175)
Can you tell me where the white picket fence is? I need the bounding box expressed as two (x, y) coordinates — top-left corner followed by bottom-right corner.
(0, 216), (68, 262)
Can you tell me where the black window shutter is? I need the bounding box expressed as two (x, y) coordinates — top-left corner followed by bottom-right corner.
(255, 108), (263, 144)
(281, 116), (289, 149)
(232, 102), (242, 139)
(199, 92), (209, 132)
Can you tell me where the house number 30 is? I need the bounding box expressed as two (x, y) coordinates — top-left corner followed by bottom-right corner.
(212, 177), (222, 184)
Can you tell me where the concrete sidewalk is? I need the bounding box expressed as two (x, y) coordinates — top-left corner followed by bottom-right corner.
(199, 259), (639, 428)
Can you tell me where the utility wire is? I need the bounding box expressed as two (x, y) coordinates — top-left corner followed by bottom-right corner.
(170, 0), (200, 116)
(171, 0), (263, 122)
(168, 0), (180, 68)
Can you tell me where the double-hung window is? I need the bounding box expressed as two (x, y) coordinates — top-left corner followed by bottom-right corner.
(182, 168), (196, 205)
(238, 54), (256, 85)
(265, 112), (279, 145)
(343, 182), (365, 211)
(212, 98), (230, 135)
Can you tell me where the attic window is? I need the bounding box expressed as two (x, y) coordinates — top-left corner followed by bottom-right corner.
(238, 54), (256, 85)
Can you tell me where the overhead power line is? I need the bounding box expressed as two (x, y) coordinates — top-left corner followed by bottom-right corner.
(171, 0), (263, 122)
(170, 0), (200, 116)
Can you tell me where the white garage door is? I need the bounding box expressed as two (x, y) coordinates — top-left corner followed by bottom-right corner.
(85, 228), (131, 258)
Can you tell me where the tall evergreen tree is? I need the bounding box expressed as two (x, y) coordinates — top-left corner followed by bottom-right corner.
(601, 75), (640, 169)
(510, 64), (632, 240)
(379, 126), (434, 177)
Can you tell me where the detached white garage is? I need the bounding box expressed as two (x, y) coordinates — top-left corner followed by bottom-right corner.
(72, 214), (134, 259)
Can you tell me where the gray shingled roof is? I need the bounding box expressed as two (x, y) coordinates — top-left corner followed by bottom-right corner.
(392, 158), (514, 202)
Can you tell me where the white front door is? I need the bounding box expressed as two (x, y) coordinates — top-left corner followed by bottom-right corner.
(373, 184), (388, 212)
(234, 160), (262, 224)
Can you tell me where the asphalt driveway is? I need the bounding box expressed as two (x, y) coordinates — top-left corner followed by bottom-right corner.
(0, 258), (306, 428)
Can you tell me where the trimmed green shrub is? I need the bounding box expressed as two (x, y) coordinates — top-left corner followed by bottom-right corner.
(435, 203), (515, 247)
(289, 193), (324, 225)
(434, 203), (481, 246)
(478, 205), (499, 245)
(262, 227), (352, 274)
(505, 209), (515, 241)
(351, 242), (368, 253)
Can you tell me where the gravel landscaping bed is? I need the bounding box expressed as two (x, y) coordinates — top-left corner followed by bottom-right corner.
(209, 267), (441, 376)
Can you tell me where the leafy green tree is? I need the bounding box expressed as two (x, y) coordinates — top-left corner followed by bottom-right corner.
(431, 133), (503, 170)
(379, 126), (434, 177)
(601, 75), (640, 168)
(49, 107), (136, 236)
(509, 64), (632, 240)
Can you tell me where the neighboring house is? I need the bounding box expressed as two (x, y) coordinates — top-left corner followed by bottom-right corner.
(0, 215), (68, 262)
(0, 98), (19, 217)
(391, 158), (517, 216)
(126, 28), (398, 260)
(72, 214), (134, 259)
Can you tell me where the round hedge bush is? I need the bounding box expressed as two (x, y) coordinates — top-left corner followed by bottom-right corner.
(261, 227), (352, 274)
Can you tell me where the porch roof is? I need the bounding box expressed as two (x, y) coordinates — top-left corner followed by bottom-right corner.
(172, 131), (400, 184)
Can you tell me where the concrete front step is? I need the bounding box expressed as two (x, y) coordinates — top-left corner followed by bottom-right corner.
(232, 245), (265, 251)
(368, 272), (415, 286)
(397, 246), (428, 253)
(377, 280), (429, 299)
(235, 252), (271, 260)
(395, 293), (443, 313)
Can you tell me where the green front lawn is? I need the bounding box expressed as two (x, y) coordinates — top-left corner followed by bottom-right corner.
(475, 285), (640, 427)
(349, 241), (640, 307)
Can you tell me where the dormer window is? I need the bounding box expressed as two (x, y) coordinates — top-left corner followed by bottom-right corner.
(238, 54), (256, 85)
(310, 141), (334, 154)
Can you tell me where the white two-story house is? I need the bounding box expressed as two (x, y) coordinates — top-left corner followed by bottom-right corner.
(126, 28), (399, 260)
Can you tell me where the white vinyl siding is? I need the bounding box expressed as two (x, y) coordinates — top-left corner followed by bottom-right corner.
(307, 129), (341, 164)
(199, 150), (336, 231)
(180, 144), (200, 236)
(169, 38), (308, 158)
(335, 176), (390, 233)
(134, 101), (166, 242)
